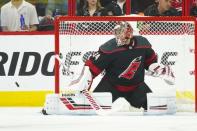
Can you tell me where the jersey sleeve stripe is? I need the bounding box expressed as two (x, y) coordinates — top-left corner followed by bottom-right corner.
(85, 60), (102, 77)
(145, 53), (157, 66)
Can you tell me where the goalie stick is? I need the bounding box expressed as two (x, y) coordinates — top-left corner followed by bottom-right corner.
(81, 89), (112, 115)
(81, 90), (138, 115)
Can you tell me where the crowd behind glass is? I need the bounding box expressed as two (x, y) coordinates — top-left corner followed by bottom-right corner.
(0, 0), (196, 32)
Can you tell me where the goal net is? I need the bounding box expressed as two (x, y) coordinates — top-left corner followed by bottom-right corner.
(55, 17), (196, 112)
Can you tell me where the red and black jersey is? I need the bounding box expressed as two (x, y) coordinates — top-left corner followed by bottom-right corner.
(85, 36), (157, 92)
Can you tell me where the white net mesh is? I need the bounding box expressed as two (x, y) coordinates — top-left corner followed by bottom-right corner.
(59, 21), (195, 35)
(59, 21), (117, 35)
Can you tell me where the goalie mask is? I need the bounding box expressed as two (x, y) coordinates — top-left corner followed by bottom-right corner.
(114, 21), (133, 46)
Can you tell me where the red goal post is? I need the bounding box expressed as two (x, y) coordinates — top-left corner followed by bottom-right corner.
(54, 16), (197, 112)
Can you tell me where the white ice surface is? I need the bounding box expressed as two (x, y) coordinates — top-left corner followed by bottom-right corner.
(0, 107), (197, 131)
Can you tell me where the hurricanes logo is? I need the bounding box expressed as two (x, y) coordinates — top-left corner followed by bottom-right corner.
(119, 56), (142, 80)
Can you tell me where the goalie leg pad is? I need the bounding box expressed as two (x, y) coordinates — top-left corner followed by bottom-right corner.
(43, 93), (112, 115)
(145, 93), (176, 115)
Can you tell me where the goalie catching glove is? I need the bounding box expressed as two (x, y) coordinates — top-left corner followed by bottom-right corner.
(147, 63), (175, 85)
(66, 66), (93, 91)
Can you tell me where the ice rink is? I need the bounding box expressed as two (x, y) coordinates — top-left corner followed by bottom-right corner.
(0, 107), (197, 131)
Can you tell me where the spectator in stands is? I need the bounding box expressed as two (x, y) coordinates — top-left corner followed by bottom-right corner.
(105, 0), (126, 16)
(190, 0), (197, 16)
(1, 0), (39, 31)
(144, 0), (180, 16)
(77, 0), (108, 16)
(0, 0), (39, 32)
